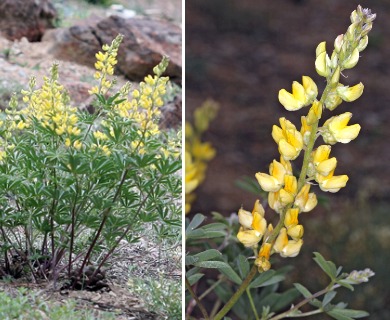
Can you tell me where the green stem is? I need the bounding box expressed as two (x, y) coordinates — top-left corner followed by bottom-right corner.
(214, 263), (258, 320)
(185, 276), (210, 320)
(199, 277), (225, 301)
(247, 287), (260, 320)
(269, 283), (339, 320)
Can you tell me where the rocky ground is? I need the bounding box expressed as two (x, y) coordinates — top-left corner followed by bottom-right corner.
(186, 0), (390, 318)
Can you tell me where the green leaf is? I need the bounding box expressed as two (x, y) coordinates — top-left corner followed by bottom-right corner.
(185, 214), (205, 233)
(250, 270), (276, 288)
(327, 308), (369, 320)
(194, 261), (242, 285)
(313, 252), (338, 280)
(237, 255), (250, 279)
(337, 279), (355, 291)
(185, 249), (222, 265)
(323, 291), (337, 307)
(186, 222), (226, 240)
(294, 283), (312, 299)
(186, 273), (204, 286)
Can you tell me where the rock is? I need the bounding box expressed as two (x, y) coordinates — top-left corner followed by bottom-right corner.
(43, 16), (181, 82)
(0, 0), (57, 42)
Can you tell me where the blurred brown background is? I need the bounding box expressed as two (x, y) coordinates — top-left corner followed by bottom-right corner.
(186, 0), (390, 318)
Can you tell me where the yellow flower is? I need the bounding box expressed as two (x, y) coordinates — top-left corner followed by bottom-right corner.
(294, 184), (317, 212)
(237, 228), (263, 248)
(317, 173), (349, 193)
(322, 112), (361, 144)
(278, 76), (318, 111)
(280, 239), (303, 258)
(337, 83), (364, 102)
(255, 159), (287, 192)
(284, 208), (299, 227)
(287, 224), (304, 240)
(272, 117), (303, 160)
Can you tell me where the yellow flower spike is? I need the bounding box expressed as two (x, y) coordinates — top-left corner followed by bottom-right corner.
(316, 157), (337, 176)
(238, 208), (253, 229)
(284, 208), (299, 227)
(287, 224), (304, 240)
(280, 239), (303, 258)
(322, 112), (361, 144)
(255, 172), (282, 192)
(274, 228), (289, 253)
(237, 228), (262, 248)
(337, 82), (364, 102)
(294, 184), (318, 212)
(252, 211), (267, 234)
(318, 174), (349, 193)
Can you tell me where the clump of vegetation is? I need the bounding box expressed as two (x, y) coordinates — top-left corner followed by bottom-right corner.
(0, 33), (181, 295)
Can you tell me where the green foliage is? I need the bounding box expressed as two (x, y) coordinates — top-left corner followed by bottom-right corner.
(83, 0), (112, 6)
(0, 37), (181, 290)
(0, 288), (114, 319)
(128, 273), (181, 319)
(185, 214), (374, 320)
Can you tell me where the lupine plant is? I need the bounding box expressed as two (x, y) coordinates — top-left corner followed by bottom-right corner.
(0, 34), (181, 288)
(186, 6), (376, 320)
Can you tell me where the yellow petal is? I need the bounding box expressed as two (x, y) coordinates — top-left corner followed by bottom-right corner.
(256, 172), (282, 192)
(316, 157), (337, 176)
(252, 212), (267, 234)
(287, 224), (304, 239)
(238, 208), (253, 229)
(237, 228), (261, 247)
(319, 174), (349, 193)
(337, 83), (364, 102)
(278, 89), (302, 111)
(284, 208), (299, 227)
(280, 239), (303, 257)
(274, 228), (288, 253)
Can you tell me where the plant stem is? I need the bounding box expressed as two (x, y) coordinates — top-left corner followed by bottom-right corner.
(214, 263), (258, 320)
(269, 284), (339, 320)
(185, 276), (210, 320)
(247, 287), (260, 320)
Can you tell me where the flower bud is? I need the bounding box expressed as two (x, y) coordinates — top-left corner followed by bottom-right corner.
(342, 48), (360, 69)
(357, 35), (368, 52)
(307, 100), (322, 125)
(334, 34), (344, 53)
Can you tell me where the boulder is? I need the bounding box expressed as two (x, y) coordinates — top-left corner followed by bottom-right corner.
(43, 16), (181, 82)
(0, 0), (57, 42)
